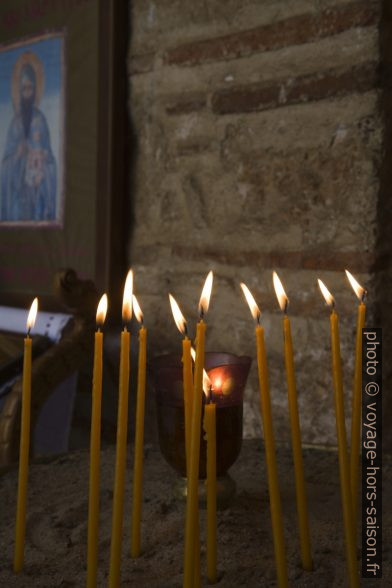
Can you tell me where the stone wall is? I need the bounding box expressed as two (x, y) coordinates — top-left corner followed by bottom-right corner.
(128, 0), (382, 446)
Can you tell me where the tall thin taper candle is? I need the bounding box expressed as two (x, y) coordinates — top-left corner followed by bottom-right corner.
(350, 302), (366, 523)
(14, 298), (38, 573)
(87, 294), (107, 588)
(241, 283), (288, 588)
(109, 270), (133, 588)
(187, 345), (201, 588)
(318, 279), (359, 588)
(108, 328), (130, 587)
(183, 337), (193, 467)
(184, 319), (206, 588)
(169, 293), (200, 588)
(131, 295), (147, 558)
(184, 270), (213, 588)
(345, 270), (366, 527)
(330, 310), (359, 587)
(256, 326), (288, 588)
(273, 272), (312, 571)
(204, 394), (217, 584)
(283, 315), (312, 571)
(168, 294), (193, 465)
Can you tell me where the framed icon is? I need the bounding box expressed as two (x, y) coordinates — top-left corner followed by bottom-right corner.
(0, 1), (128, 312)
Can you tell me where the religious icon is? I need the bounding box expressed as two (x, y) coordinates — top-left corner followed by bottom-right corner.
(0, 33), (64, 225)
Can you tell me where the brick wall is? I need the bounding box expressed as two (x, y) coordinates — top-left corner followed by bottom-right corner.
(128, 0), (382, 446)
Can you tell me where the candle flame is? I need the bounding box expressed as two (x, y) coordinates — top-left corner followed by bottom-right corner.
(122, 269), (133, 323)
(198, 270), (213, 318)
(272, 271), (288, 312)
(132, 294), (143, 324)
(96, 294), (108, 326)
(240, 282), (261, 322)
(169, 294), (187, 335)
(203, 373), (211, 397)
(345, 269), (366, 301)
(190, 346), (211, 396)
(26, 297), (38, 332)
(213, 376), (222, 390)
(317, 279), (335, 308)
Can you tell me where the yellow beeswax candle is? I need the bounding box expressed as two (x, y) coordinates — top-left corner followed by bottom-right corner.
(87, 294), (107, 588)
(318, 279), (359, 588)
(240, 283), (288, 588)
(131, 295), (147, 558)
(256, 326), (288, 587)
(187, 348), (202, 588)
(272, 271), (312, 571)
(345, 270), (367, 526)
(350, 301), (365, 522)
(184, 270), (213, 588)
(183, 337), (193, 467)
(168, 293), (200, 587)
(193, 510), (201, 588)
(283, 315), (312, 571)
(168, 294), (193, 470)
(330, 311), (359, 587)
(191, 347), (203, 588)
(204, 397), (217, 584)
(14, 298), (38, 574)
(109, 270), (133, 588)
(184, 319), (206, 588)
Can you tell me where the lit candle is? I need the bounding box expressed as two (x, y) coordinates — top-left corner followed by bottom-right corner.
(131, 294), (147, 558)
(169, 295), (202, 588)
(87, 294), (108, 588)
(240, 283), (288, 588)
(189, 349), (210, 588)
(14, 298), (38, 573)
(184, 270), (213, 588)
(169, 294), (193, 466)
(273, 272), (312, 571)
(109, 270), (133, 588)
(203, 388), (217, 584)
(318, 279), (359, 587)
(183, 337), (193, 468)
(345, 270), (367, 525)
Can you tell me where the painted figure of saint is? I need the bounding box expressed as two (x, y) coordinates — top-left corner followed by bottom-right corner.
(1, 51), (57, 222)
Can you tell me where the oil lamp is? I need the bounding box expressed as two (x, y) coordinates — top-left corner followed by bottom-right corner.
(152, 351), (251, 489)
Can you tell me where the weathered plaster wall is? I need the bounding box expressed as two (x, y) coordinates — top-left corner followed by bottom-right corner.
(128, 0), (382, 446)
